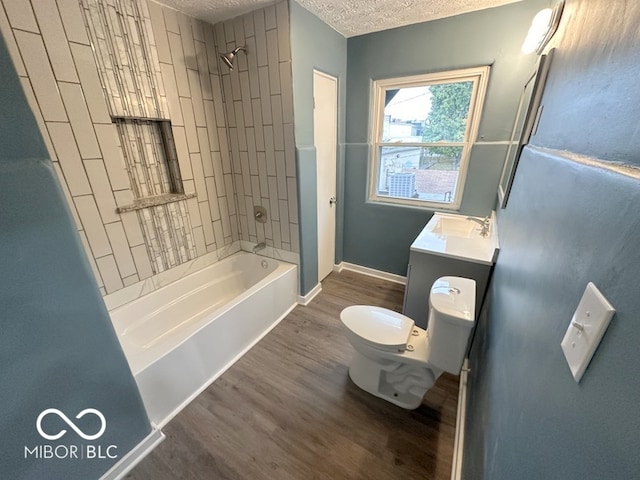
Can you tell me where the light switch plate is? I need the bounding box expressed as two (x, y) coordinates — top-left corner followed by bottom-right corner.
(561, 283), (615, 382)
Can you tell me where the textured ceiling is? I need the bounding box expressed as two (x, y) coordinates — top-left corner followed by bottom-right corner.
(154, 0), (523, 37)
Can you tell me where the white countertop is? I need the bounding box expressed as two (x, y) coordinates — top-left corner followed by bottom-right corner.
(410, 212), (499, 265)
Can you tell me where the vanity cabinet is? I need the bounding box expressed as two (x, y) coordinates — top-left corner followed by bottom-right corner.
(402, 213), (499, 329)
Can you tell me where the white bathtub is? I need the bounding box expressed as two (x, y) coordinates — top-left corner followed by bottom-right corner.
(109, 252), (298, 426)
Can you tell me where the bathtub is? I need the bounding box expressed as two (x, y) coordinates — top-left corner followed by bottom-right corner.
(109, 252), (298, 427)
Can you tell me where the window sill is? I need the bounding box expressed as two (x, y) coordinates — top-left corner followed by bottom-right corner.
(367, 196), (461, 212)
(117, 192), (197, 213)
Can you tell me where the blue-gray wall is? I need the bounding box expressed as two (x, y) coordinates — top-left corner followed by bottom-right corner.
(290, 0), (347, 294)
(343, 1), (548, 275)
(464, 1), (640, 478)
(0, 36), (150, 479)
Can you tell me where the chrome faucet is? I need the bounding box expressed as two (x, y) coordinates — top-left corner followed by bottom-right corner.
(252, 241), (266, 253)
(466, 215), (491, 237)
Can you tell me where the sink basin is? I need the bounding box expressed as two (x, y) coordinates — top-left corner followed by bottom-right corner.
(410, 212), (499, 265)
(430, 216), (478, 238)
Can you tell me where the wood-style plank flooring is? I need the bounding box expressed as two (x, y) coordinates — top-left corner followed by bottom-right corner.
(126, 270), (459, 480)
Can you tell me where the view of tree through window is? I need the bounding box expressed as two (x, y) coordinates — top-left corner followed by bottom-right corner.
(370, 69), (488, 208)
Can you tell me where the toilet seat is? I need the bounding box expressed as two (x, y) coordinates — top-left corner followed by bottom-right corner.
(340, 306), (415, 352)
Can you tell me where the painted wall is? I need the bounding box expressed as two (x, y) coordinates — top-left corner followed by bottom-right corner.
(290, 0), (347, 294)
(343, 1), (548, 275)
(0, 34), (150, 479)
(464, 1), (640, 478)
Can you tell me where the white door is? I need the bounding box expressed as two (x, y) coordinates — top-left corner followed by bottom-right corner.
(313, 70), (338, 282)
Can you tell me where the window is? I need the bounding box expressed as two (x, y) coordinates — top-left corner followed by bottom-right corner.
(369, 67), (490, 209)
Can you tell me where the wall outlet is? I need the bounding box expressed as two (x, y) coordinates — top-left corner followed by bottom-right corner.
(561, 283), (615, 382)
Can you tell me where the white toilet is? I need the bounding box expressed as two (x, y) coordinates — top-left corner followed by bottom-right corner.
(340, 276), (476, 409)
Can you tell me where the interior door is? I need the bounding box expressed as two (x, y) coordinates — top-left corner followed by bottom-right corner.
(313, 70), (338, 282)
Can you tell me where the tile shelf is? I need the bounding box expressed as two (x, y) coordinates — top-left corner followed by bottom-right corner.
(117, 192), (197, 213)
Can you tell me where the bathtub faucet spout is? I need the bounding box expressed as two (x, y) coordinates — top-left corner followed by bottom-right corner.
(253, 242), (266, 253)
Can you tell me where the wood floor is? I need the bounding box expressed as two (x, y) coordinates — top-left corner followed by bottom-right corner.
(126, 270), (459, 480)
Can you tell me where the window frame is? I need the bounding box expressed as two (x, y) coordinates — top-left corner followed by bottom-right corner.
(368, 66), (490, 210)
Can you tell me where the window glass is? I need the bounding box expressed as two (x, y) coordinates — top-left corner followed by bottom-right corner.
(370, 69), (488, 209)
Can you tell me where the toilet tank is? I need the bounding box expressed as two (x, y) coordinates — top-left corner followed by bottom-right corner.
(425, 276), (476, 374)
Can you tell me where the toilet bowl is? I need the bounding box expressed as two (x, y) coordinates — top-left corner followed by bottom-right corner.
(340, 276), (476, 409)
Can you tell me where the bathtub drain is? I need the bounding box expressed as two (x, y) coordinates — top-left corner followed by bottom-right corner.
(261, 260), (268, 269)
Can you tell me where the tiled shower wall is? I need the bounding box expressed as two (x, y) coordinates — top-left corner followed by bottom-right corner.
(0, 0), (298, 295)
(214, 3), (299, 252)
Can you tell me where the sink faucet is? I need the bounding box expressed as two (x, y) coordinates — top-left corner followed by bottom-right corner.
(466, 215), (491, 237)
(253, 241), (266, 253)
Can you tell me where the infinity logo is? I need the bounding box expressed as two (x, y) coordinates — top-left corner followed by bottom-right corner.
(36, 409), (106, 441)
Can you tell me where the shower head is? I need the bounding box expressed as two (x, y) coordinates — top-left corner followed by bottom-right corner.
(220, 46), (247, 70)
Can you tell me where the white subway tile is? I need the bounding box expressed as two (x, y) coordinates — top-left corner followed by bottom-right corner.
(78, 229), (103, 287)
(120, 211), (144, 246)
(218, 127), (231, 174)
(58, 82), (101, 159)
(0, 6), (26, 76)
(243, 13), (254, 37)
(74, 195), (112, 258)
(94, 124), (131, 191)
(258, 66), (272, 124)
(271, 94), (284, 150)
(287, 177), (298, 223)
(278, 200), (290, 243)
(148, 1), (171, 63)
(19, 77), (56, 160)
(131, 244), (154, 279)
(187, 69), (206, 126)
(224, 175), (235, 213)
(186, 196), (202, 227)
(272, 219), (281, 248)
(47, 122), (91, 195)
(203, 100), (219, 149)
(52, 162), (80, 227)
(190, 152), (207, 200)
(244, 196), (256, 237)
(177, 13), (197, 70)
(180, 97), (199, 152)
(84, 159), (119, 224)
(162, 7), (179, 34)
(250, 175), (261, 205)
(96, 255), (124, 294)
(32, 1), (78, 82)
(197, 127), (213, 176)
(122, 274), (140, 287)
(192, 18), (204, 42)
(205, 177), (221, 221)
(69, 43), (111, 124)
(171, 125), (192, 179)
(192, 225), (206, 256)
(247, 129), (258, 174)
(198, 201), (215, 245)
(113, 190), (133, 208)
(195, 42), (212, 100)
(253, 9), (267, 67)
(280, 62), (294, 122)
(167, 32), (190, 97)
(57, 0), (90, 44)
(257, 151), (268, 196)
(284, 124), (296, 177)
(290, 222), (299, 253)
(276, 151), (287, 199)
(3, 0), (38, 32)
(105, 221), (137, 278)
(264, 5), (276, 30)
(15, 31), (67, 122)
(223, 19), (234, 43)
(212, 220), (224, 247)
(219, 197), (231, 237)
(266, 29), (280, 94)
(276, 1), (290, 61)
(159, 63), (184, 125)
(268, 176), (279, 220)
(264, 125), (276, 175)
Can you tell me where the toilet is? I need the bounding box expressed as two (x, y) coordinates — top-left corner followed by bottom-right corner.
(340, 276), (476, 409)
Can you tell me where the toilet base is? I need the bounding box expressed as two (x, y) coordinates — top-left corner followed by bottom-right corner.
(347, 350), (436, 410)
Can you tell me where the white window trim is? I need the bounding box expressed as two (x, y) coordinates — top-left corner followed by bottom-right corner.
(368, 66), (490, 210)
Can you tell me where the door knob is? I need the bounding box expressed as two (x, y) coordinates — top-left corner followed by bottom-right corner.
(329, 196), (337, 206)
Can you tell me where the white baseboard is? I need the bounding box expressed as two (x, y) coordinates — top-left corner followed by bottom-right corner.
(334, 262), (406, 285)
(297, 282), (322, 305)
(99, 428), (165, 480)
(451, 358), (469, 480)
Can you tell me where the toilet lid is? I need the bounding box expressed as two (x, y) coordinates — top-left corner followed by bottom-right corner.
(340, 306), (415, 351)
